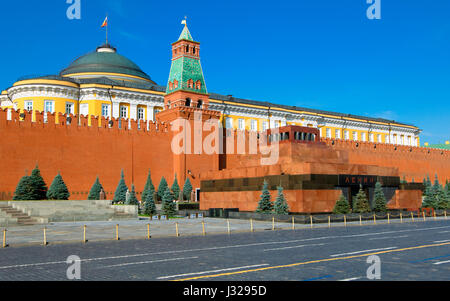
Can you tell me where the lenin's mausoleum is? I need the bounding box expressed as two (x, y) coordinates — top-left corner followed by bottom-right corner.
(1, 23), (449, 213)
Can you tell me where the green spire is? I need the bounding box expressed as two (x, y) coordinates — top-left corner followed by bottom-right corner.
(178, 24), (194, 41)
(166, 23), (207, 95)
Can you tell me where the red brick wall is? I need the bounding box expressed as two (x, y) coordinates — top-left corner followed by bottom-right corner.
(0, 109), (177, 200)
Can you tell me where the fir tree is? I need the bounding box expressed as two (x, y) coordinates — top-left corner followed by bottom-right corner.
(332, 193), (351, 214)
(141, 170), (155, 204)
(126, 184), (139, 206)
(373, 182), (387, 212)
(353, 186), (371, 213)
(183, 177), (193, 201)
(113, 170), (128, 203)
(274, 186), (289, 215)
(29, 165), (48, 200)
(88, 177), (104, 200)
(157, 177), (169, 202)
(161, 186), (177, 217)
(256, 180), (273, 213)
(143, 187), (157, 216)
(46, 173), (70, 200)
(171, 174), (181, 201)
(13, 175), (34, 200)
(422, 175), (434, 209)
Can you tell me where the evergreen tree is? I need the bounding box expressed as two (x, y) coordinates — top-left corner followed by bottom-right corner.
(332, 193), (351, 214)
(183, 177), (193, 201)
(28, 165), (48, 200)
(88, 177), (104, 200)
(126, 184), (139, 206)
(143, 186), (157, 216)
(422, 175), (434, 209)
(157, 177), (169, 202)
(13, 175), (34, 200)
(113, 170), (128, 203)
(256, 180), (273, 213)
(274, 186), (289, 215)
(171, 174), (181, 201)
(353, 186), (371, 213)
(141, 170), (155, 204)
(161, 186), (177, 217)
(373, 182), (387, 212)
(46, 173), (70, 200)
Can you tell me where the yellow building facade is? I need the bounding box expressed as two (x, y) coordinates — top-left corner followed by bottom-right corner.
(0, 43), (421, 146)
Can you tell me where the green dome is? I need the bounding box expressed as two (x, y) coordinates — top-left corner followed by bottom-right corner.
(60, 44), (155, 84)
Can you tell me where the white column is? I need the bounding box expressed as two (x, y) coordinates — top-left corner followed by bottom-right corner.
(147, 105), (154, 121)
(130, 103), (137, 121)
(112, 102), (120, 119)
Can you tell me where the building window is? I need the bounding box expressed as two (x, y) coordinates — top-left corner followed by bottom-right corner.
(326, 128), (331, 138)
(185, 98), (191, 107)
(262, 121), (268, 131)
(174, 80), (178, 89)
(137, 108), (145, 120)
(369, 133), (374, 142)
(352, 131), (358, 141)
(169, 82), (173, 90)
(225, 117), (233, 129)
(101, 104), (110, 117)
(250, 120), (257, 131)
(25, 101), (33, 112)
(65, 103), (74, 115)
(344, 130), (349, 140)
(44, 100), (54, 113)
(195, 80), (201, 90)
(197, 100), (202, 108)
(335, 129), (341, 139)
(120, 106), (128, 119)
(187, 79), (194, 89)
(407, 136), (412, 146)
(238, 119), (245, 130)
(377, 134), (382, 143)
(361, 132), (366, 142)
(393, 135), (397, 144)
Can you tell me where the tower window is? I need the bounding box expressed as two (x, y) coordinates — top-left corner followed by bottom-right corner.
(197, 100), (202, 108)
(195, 80), (201, 90)
(193, 47), (196, 54)
(187, 79), (194, 89)
(169, 82), (173, 90)
(174, 80), (178, 89)
(185, 98), (191, 107)
(186, 45), (189, 53)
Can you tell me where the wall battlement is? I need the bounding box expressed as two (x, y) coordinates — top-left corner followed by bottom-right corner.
(0, 108), (171, 135)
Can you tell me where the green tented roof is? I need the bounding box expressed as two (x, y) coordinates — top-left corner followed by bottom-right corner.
(178, 25), (194, 41)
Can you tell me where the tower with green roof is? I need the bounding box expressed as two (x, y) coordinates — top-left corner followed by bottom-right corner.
(162, 20), (210, 110)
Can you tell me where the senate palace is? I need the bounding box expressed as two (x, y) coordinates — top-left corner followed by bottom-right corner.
(0, 23), (421, 147)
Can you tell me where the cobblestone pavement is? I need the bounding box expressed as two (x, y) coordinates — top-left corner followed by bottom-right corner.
(1, 215), (448, 247)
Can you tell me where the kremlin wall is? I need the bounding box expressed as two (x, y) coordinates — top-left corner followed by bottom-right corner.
(0, 107), (449, 213)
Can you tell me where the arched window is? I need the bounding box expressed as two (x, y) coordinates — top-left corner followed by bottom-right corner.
(197, 100), (202, 109)
(185, 98), (191, 107)
(195, 80), (201, 90)
(174, 80), (178, 89)
(169, 82), (173, 90)
(193, 47), (196, 54)
(185, 45), (189, 53)
(187, 79), (194, 89)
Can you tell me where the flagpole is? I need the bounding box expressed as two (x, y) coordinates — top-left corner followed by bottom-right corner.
(106, 14), (108, 45)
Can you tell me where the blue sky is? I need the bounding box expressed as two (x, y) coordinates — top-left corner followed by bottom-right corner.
(1, 0), (449, 144)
